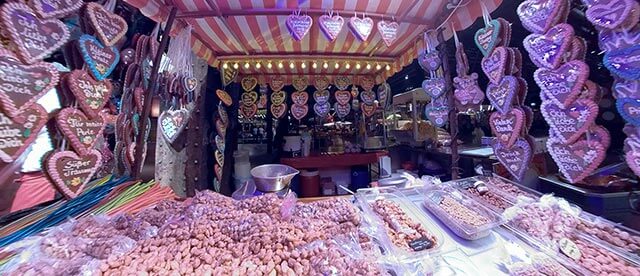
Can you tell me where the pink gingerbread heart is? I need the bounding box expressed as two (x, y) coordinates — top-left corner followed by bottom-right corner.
(547, 138), (605, 183)
(523, 23), (574, 69)
(534, 60), (589, 109)
(541, 99), (598, 144)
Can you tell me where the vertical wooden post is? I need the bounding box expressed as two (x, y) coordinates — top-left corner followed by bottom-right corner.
(132, 7), (177, 179)
(437, 29), (459, 180)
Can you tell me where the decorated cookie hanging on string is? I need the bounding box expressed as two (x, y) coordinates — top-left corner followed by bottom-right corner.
(378, 20), (399, 47)
(28, 0), (84, 19)
(318, 11), (343, 42)
(56, 107), (106, 154)
(85, 2), (128, 46)
(44, 149), (102, 199)
(78, 34), (120, 81)
(349, 12), (373, 41)
(0, 105), (48, 163)
(66, 70), (113, 119)
(286, 10), (312, 41)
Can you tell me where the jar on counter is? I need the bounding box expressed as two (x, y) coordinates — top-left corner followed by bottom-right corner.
(300, 169), (320, 197)
(321, 178), (335, 196)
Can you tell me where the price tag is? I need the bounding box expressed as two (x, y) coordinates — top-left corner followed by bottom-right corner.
(409, 236), (435, 251)
(558, 238), (581, 261)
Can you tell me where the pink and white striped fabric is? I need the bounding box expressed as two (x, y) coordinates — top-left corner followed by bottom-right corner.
(125, 0), (503, 81)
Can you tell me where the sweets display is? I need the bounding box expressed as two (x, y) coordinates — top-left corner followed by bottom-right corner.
(566, 234), (640, 275)
(484, 177), (537, 199)
(370, 199), (438, 252)
(462, 184), (513, 211)
(438, 196), (490, 227)
(508, 253), (576, 276)
(503, 196), (579, 241)
(577, 216), (640, 255)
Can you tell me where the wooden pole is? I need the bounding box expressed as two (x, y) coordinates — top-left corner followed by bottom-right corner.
(132, 7), (178, 179)
(437, 29), (459, 180)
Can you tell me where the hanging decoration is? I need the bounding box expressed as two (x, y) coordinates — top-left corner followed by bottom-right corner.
(334, 78), (352, 119)
(67, 70), (113, 119)
(519, 0), (609, 183)
(56, 107), (106, 154)
(216, 89), (232, 106)
(85, 2), (128, 46)
(377, 82), (391, 108)
(313, 80), (331, 118)
(377, 20), (399, 47)
(452, 26), (484, 110)
(286, 10), (313, 41)
(349, 13), (374, 41)
(28, 0), (84, 19)
(78, 34), (120, 81)
(581, 0), (639, 176)
(421, 31), (449, 128)
(0, 105), (48, 163)
(360, 76), (376, 117)
(318, 11), (344, 42)
(45, 149), (102, 199)
(240, 76), (258, 119)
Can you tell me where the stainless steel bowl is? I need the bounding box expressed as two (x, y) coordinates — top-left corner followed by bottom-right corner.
(250, 164), (299, 192)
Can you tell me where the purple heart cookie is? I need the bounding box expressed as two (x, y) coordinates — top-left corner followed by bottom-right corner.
(523, 23), (574, 69)
(493, 138), (532, 181)
(534, 60), (589, 109)
(541, 99), (599, 144)
(486, 75), (518, 114)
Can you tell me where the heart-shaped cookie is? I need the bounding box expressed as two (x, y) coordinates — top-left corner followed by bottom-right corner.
(215, 150), (224, 167)
(454, 74), (485, 106)
(541, 99), (598, 144)
(493, 138), (532, 181)
(271, 103), (287, 119)
(215, 135), (225, 153)
(286, 14), (313, 41)
(45, 149), (102, 198)
(159, 108), (189, 144)
(566, 36), (587, 62)
(79, 34), (120, 81)
(270, 76), (285, 91)
(490, 108), (525, 148)
(517, 0), (567, 33)
(218, 105), (229, 126)
(291, 91), (309, 105)
(598, 24), (640, 52)
(0, 51), (59, 118)
(215, 118), (227, 137)
(183, 77), (198, 92)
(318, 15), (344, 41)
(222, 67), (237, 86)
(586, 0), (636, 30)
(547, 138), (605, 183)
(214, 163), (223, 180)
(29, 0), (83, 19)
(377, 82), (391, 107)
(378, 20), (399, 46)
(56, 107), (105, 154)
(67, 70), (112, 119)
(604, 45), (640, 80)
(422, 78), (446, 99)
(617, 98), (640, 126)
(271, 90), (286, 105)
(0, 2), (70, 64)
(625, 136), (640, 176)
(361, 103), (376, 117)
(420, 51), (442, 72)
(486, 75), (518, 114)
(241, 91), (258, 106)
(290, 104), (308, 120)
(292, 77), (309, 92)
(240, 104), (257, 119)
(0, 105), (48, 163)
(523, 23), (574, 69)
(241, 77), (257, 91)
(349, 16), (374, 41)
(314, 90), (330, 104)
(314, 102), (330, 117)
(335, 103), (351, 119)
(481, 46), (508, 84)
(534, 60), (589, 109)
(216, 89), (232, 106)
(613, 79), (640, 99)
(360, 90), (376, 105)
(425, 105), (449, 128)
(335, 90), (351, 105)
(85, 2), (128, 46)
(334, 76), (351, 90)
(134, 87), (145, 111)
(474, 19), (502, 56)
(360, 76), (375, 92)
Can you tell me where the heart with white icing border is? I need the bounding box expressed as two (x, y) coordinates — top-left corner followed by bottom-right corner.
(67, 70), (112, 119)
(0, 104), (48, 163)
(85, 2), (128, 46)
(56, 107), (105, 154)
(44, 149), (102, 199)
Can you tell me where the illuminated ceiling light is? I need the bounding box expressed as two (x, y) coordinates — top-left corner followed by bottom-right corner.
(366, 63), (371, 70)
(323, 61), (329, 69)
(289, 62), (295, 69)
(376, 63), (382, 70)
(404, 75), (409, 80)
(278, 61), (284, 69)
(312, 62), (318, 69)
(301, 62), (307, 69)
(334, 62), (339, 69)
(385, 64), (391, 71)
(345, 62), (351, 69)
(267, 61), (273, 69)
(356, 63), (361, 69)
(255, 62), (261, 69)
(244, 62), (250, 69)
(222, 62), (228, 69)
(233, 62), (239, 69)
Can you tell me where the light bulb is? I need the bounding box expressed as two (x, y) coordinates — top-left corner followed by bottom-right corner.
(301, 62), (306, 69)
(345, 63), (350, 69)
(289, 62), (295, 69)
(244, 62), (250, 69)
(334, 62), (339, 69)
(312, 62), (317, 69)
(267, 62), (273, 69)
(323, 62), (329, 69)
(233, 63), (239, 69)
(222, 63), (228, 69)
(255, 62), (261, 69)
(356, 63), (361, 69)
(278, 62), (284, 69)
(366, 63), (371, 70)
(376, 64), (381, 70)
(385, 64), (391, 71)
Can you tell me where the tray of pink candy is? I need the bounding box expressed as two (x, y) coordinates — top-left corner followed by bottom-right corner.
(577, 212), (640, 262)
(444, 177), (519, 212)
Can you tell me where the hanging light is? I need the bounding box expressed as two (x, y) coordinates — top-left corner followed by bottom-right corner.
(366, 63), (371, 70)
(255, 62), (261, 69)
(385, 64), (391, 71)
(312, 61), (318, 69)
(334, 62), (339, 69)
(376, 63), (381, 70)
(323, 61), (329, 69)
(222, 62), (228, 69)
(233, 62), (239, 69)
(278, 61), (284, 69)
(301, 62), (307, 69)
(267, 61), (273, 69)
(345, 62), (351, 69)
(244, 62), (250, 69)
(289, 62), (295, 69)
(356, 63), (361, 69)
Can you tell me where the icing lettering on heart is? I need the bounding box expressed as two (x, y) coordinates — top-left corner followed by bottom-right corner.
(349, 16), (374, 41)
(454, 73), (484, 105)
(334, 76), (351, 90)
(0, 2), (70, 64)
(474, 19), (502, 56)
(493, 138), (532, 181)
(614, 79), (640, 99)
(67, 70), (112, 119)
(45, 149), (102, 198)
(486, 75), (518, 114)
(625, 136), (640, 176)
(523, 23), (574, 69)
(28, 0), (83, 19)
(598, 24), (640, 52)
(292, 77), (309, 92)
(290, 104), (308, 120)
(291, 91), (309, 105)
(422, 77), (446, 99)
(586, 0), (635, 29)
(216, 89), (232, 106)
(334, 103), (351, 119)
(159, 108), (189, 144)
(79, 35), (120, 81)
(241, 91), (258, 106)
(314, 76), (330, 91)
(360, 90), (376, 105)
(425, 105), (449, 128)
(0, 105), (47, 163)
(547, 138), (605, 183)
(314, 102), (330, 117)
(517, 0), (566, 33)
(286, 14), (312, 41)
(541, 99), (598, 144)
(271, 90), (286, 105)
(335, 90), (351, 105)
(85, 2), (128, 46)
(240, 104), (257, 119)
(604, 45), (640, 80)
(241, 77), (257, 91)
(490, 108), (525, 148)
(377, 20), (399, 46)
(534, 60), (589, 109)
(481, 46), (508, 84)
(361, 103), (376, 117)
(222, 67), (237, 86)
(270, 76), (285, 92)
(271, 103), (287, 119)
(56, 107), (105, 154)
(314, 90), (330, 104)
(617, 98), (640, 126)
(318, 15), (344, 41)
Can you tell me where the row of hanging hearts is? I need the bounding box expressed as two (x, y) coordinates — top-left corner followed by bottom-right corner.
(420, 32), (450, 128)
(287, 12), (399, 46)
(0, 0), (129, 198)
(575, 0), (640, 177)
(214, 89), (231, 182)
(518, 0), (610, 184)
(451, 29), (485, 111)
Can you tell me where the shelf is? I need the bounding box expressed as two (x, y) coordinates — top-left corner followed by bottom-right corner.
(280, 151), (387, 169)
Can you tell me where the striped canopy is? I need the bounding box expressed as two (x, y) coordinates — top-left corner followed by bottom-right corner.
(125, 0), (503, 82)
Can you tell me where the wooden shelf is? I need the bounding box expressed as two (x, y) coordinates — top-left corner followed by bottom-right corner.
(281, 151), (388, 169)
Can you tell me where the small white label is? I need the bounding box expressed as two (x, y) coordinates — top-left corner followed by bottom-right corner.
(558, 238), (581, 261)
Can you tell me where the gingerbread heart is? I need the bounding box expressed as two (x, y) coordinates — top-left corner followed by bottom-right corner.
(335, 90), (351, 105)
(377, 82), (391, 107)
(134, 87), (145, 111)
(0, 2), (70, 64)
(215, 150), (224, 167)
(566, 36), (587, 62)
(45, 149), (102, 198)
(184, 77), (198, 92)
(425, 105), (449, 128)
(617, 98), (640, 126)
(318, 15), (344, 41)
(214, 163), (223, 180)
(377, 20), (399, 46)
(271, 90), (286, 105)
(292, 77), (309, 92)
(291, 91), (309, 105)
(215, 119), (227, 137)
(270, 76), (285, 92)
(222, 67), (237, 86)
(481, 46), (508, 84)
(334, 103), (351, 119)
(286, 14), (312, 41)
(218, 104), (228, 124)
(587, 125), (611, 149)
(79, 34), (120, 81)
(0, 105), (47, 163)
(486, 75), (518, 114)
(241, 91), (258, 106)
(159, 108), (189, 144)
(349, 16), (374, 41)
(454, 74), (485, 105)
(534, 60), (589, 109)
(271, 103), (287, 119)
(490, 108), (525, 148)
(216, 89), (232, 106)
(0, 51), (59, 118)
(314, 90), (330, 104)
(85, 2), (128, 46)
(314, 76), (330, 91)
(67, 70), (112, 119)
(334, 76), (351, 90)
(604, 45), (640, 80)
(422, 78), (446, 99)
(625, 136), (640, 176)
(360, 90), (376, 105)
(290, 104), (308, 120)
(240, 104), (257, 119)
(493, 138), (532, 181)
(360, 76), (375, 92)
(547, 138), (605, 183)
(474, 19), (502, 56)
(56, 107), (105, 154)
(314, 102), (330, 117)
(586, 0), (636, 30)
(523, 23), (574, 69)
(517, 0), (567, 33)
(420, 51), (442, 72)
(28, 0), (83, 19)
(614, 79), (640, 99)
(598, 24), (640, 52)
(241, 77), (258, 91)
(541, 99), (598, 144)
(361, 103), (376, 117)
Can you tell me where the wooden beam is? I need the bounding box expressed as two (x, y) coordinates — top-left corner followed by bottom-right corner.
(218, 54), (395, 62)
(132, 7), (178, 179)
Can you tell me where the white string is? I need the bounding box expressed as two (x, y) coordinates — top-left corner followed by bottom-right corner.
(104, 0), (117, 12)
(434, 0), (465, 31)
